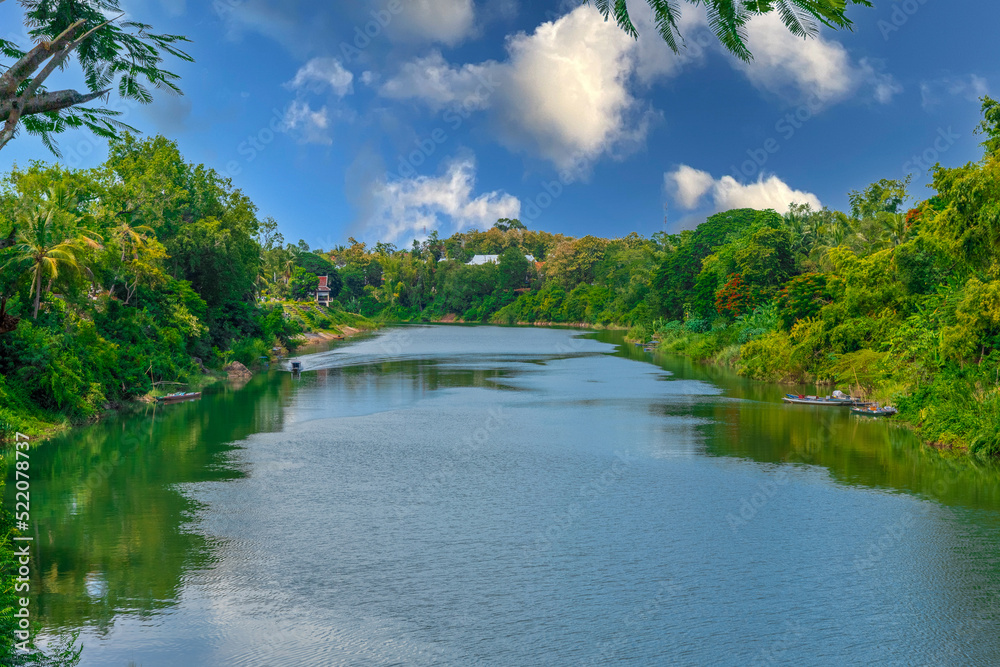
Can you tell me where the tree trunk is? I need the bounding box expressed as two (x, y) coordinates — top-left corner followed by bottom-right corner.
(32, 265), (42, 318)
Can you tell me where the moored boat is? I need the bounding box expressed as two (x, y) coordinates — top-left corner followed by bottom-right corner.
(851, 405), (898, 417)
(155, 392), (201, 404)
(782, 393), (873, 407)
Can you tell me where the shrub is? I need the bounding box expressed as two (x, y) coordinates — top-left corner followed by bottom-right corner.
(685, 318), (711, 334)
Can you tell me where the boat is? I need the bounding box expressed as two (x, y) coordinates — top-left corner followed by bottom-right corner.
(782, 393), (872, 407)
(155, 392), (201, 404)
(851, 405), (898, 417)
(290, 361), (302, 372)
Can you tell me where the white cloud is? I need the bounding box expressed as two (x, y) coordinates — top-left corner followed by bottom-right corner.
(366, 158), (520, 242)
(735, 13), (899, 106)
(281, 100), (332, 145)
(379, 52), (498, 112)
(920, 74), (990, 111)
(667, 165), (715, 209)
(380, 5), (648, 174)
(494, 5), (645, 172)
(632, 3), (711, 84)
(666, 165), (821, 213)
(383, 0), (476, 46)
(287, 58), (354, 97)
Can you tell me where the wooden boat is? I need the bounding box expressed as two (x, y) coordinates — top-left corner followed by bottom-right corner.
(155, 392), (201, 404)
(851, 405), (898, 417)
(782, 393), (873, 407)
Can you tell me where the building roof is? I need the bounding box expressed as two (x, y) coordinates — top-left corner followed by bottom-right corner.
(467, 254), (535, 265)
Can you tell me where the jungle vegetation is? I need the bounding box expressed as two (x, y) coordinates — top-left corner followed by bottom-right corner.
(312, 97), (1000, 458)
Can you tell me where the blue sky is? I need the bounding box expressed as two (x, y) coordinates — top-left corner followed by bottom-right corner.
(2, 0), (997, 248)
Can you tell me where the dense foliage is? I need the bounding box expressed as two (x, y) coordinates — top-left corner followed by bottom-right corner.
(0, 135), (309, 433)
(305, 98), (1000, 458)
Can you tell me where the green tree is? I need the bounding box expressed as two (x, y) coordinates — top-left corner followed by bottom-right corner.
(591, 0), (871, 62)
(289, 267), (320, 300)
(497, 246), (529, 292)
(0, 0), (193, 154)
(5, 186), (102, 318)
(977, 95), (1000, 158)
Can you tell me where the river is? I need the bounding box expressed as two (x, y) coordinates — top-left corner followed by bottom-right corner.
(8, 325), (1000, 665)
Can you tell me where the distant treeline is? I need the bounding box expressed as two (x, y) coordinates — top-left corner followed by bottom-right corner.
(283, 97), (1000, 456)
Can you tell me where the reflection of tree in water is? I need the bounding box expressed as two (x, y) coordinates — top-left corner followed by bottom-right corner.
(3, 373), (291, 633)
(5, 358), (547, 637)
(693, 378), (1000, 512)
(601, 328), (1000, 511)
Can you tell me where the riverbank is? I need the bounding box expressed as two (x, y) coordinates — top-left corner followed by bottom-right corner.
(0, 304), (380, 448)
(9, 324), (1000, 665)
(647, 322), (1000, 458)
(391, 313), (625, 331)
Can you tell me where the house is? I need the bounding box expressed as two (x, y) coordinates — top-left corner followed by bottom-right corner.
(467, 254), (535, 265)
(315, 275), (332, 305)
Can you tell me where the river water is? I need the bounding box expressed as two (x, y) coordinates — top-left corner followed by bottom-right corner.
(9, 325), (1000, 665)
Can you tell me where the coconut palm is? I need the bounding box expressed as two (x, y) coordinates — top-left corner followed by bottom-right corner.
(6, 188), (102, 318)
(879, 212), (911, 248)
(593, 0), (871, 62)
(112, 219), (155, 262)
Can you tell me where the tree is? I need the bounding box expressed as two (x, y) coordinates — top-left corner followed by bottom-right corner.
(5, 186), (102, 318)
(591, 0), (871, 62)
(848, 177), (910, 221)
(497, 246), (529, 292)
(494, 218), (526, 232)
(977, 95), (1000, 158)
(289, 267), (319, 300)
(0, 0), (193, 154)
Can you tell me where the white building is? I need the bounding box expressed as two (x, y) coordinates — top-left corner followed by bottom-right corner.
(467, 254), (535, 265)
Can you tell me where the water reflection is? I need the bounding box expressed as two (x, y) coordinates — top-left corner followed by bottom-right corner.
(3, 325), (999, 665)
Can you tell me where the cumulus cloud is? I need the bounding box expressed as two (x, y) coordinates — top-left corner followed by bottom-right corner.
(366, 158), (521, 242)
(494, 6), (647, 172)
(383, 0), (476, 46)
(380, 5), (648, 174)
(379, 52), (498, 112)
(668, 165), (716, 209)
(286, 58), (354, 96)
(666, 165), (821, 214)
(281, 100), (332, 145)
(735, 13), (900, 106)
(920, 74), (990, 111)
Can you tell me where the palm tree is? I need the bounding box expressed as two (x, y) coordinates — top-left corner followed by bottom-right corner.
(6, 188), (102, 318)
(593, 0), (871, 62)
(879, 212), (910, 248)
(112, 219), (155, 262)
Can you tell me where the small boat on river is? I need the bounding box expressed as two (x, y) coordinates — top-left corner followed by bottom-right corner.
(782, 391), (872, 407)
(155, 392), (201, 404)
(851, 405), (898, 417)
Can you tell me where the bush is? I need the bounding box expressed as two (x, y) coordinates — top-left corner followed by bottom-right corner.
(738, 331), (801, 382)
(685, 318), (711, 334)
